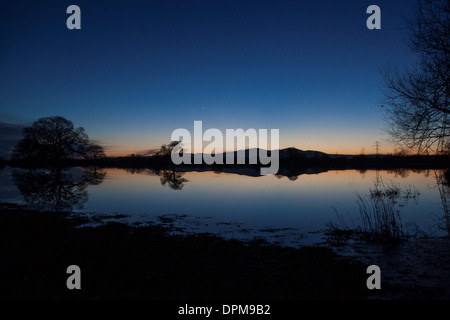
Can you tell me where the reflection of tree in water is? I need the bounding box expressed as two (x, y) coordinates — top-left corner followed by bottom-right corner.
(11, 167), (106, 212)
(152, 169), (188, 190)
(388, 168), (431, 179)
(358, 168), (367, 179)
(275, 174), (299, 181)
(83, 167), (106, 186)
(124, 168), (147, 174)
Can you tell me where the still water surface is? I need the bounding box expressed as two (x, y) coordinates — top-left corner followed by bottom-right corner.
(1, 167), (447, 246)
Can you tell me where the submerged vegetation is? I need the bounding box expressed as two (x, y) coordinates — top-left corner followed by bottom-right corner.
(327, 182), (420, 243)
(435, 169), (450, 235)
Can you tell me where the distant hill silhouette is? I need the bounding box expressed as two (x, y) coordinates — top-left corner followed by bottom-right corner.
(279, 147), (328, 159)
(186, 147), (329, 162)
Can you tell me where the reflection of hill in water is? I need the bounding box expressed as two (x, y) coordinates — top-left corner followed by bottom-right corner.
(121, 166), (327, 182)
(120, 167), (449, 184)
(11, 167), (106, 212)
(174, 166), (327, 179)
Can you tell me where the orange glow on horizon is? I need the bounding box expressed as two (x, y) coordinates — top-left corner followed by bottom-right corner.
(104, 144), (396, 157)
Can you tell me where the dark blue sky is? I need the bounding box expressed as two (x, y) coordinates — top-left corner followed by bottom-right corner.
(0, 0), (417, 155)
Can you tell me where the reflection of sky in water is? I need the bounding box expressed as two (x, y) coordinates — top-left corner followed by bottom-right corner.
(1, 168), (447, 246)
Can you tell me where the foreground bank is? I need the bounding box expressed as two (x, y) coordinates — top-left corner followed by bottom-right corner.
(0, 203), (441, 300)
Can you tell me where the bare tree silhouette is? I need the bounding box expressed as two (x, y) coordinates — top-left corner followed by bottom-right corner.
(156, 141), (180, 157)
(13, 116), (100, 163)
(382, 0), (449, 154)
(84, 144), (106, 161)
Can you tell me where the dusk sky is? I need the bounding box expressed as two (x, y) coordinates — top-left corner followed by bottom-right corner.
(1, 0), (417, 156)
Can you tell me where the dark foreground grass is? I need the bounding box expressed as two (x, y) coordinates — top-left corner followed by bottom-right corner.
(0, 203), (385, 300)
